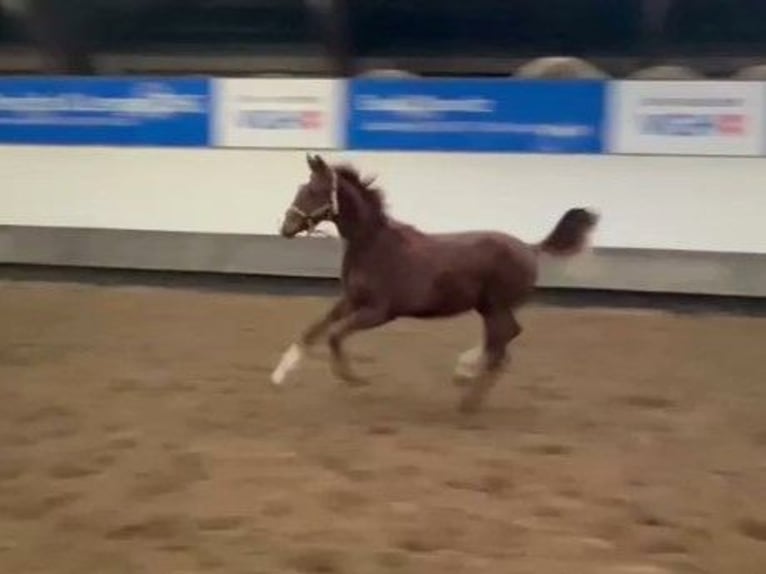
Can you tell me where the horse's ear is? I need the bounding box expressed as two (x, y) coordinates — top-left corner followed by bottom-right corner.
(313, 154), (329, 173)
(306, 153), (328, 174)
(362, 174), (377, 187)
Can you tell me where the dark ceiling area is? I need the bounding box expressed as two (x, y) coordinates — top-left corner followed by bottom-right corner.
(1, 0), (765, 76)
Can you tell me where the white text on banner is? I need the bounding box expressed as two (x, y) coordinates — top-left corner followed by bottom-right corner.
(213, 79), (344, 149)
(608, 81), (765, 156)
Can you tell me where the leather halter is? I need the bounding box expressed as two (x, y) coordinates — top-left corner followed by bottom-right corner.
(287, 168), (339, 234)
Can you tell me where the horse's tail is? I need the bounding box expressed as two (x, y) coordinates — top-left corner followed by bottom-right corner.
(537, 208), (599, 256)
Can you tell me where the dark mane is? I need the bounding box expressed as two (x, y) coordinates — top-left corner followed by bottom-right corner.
(333, 163), (388, 219)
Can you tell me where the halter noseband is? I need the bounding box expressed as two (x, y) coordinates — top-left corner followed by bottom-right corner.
(288, 168), (339, 234)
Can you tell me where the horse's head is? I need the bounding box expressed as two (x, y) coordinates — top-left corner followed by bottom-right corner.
(280, 154), (338, 238)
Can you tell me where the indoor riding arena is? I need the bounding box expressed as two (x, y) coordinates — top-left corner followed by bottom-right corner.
(3, 1), (766, 573)
(1, 272), (765, 574)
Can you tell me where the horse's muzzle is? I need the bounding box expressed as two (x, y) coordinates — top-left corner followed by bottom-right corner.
(280, 212), (304, 238)
(280, 222), (298, 238)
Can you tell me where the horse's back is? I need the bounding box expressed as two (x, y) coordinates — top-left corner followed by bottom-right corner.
(433, 230), (537, 271)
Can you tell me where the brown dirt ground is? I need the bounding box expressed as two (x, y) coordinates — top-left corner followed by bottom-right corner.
(0, 279), (765, 574)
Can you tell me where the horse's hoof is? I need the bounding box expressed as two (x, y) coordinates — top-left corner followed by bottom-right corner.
(336, 370), (371, 387)
(458, 393), (485, 414)
(331, 363), (370, 387)
(303, 345), (322, 360)
(453, 362), (482, 384)
(452, 373), (474, 387)
(458, 401), (481, 415)
(344, 376), (371, 388)
(335, 375), (370, 388)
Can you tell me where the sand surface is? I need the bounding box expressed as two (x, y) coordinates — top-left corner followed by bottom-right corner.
(1, 279), (765, 573)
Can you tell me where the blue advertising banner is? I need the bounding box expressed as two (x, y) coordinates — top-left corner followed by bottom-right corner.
(0, 77), (211, 147)
(346, 79), (606, 153)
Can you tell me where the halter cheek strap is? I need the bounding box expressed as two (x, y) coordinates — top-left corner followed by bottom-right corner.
(329, 168), (339, 214)
(288, 168), (339, 234)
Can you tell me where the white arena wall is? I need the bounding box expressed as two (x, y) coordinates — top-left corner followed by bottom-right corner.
(1, 145), (765, 296)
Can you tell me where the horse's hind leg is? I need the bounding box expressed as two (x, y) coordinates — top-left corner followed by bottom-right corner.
(458, 311), (521, 414)
(454, 345), (484, 384)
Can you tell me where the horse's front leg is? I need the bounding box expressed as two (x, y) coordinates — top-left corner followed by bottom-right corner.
(301, 298), (349, 349)
(328, 306), (389, 386)
(271, 298), (348, 386)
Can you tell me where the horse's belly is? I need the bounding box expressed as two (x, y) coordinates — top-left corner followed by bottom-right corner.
(404, 274), (481, 318)
(408, 299), (474, 319)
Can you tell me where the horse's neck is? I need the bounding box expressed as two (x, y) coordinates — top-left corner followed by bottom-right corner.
(336, 217), (385, 248)
(340, 218), (412, 263)
(334, 184), (385, 243)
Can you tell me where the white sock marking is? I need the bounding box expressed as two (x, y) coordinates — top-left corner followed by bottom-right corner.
(455, 346), (484, 378)
(271, 344), (304, 386)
